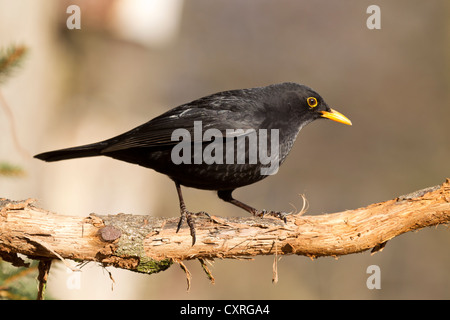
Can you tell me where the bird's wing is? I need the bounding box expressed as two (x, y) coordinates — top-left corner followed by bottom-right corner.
(101, 93), (265, 153)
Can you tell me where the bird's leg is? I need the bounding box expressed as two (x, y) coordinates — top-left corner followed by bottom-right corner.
(174, 181), (210, 245)
(217, 189), (287, 223)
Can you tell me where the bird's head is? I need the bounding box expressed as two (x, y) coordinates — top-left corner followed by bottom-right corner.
(277, 83), (352, 127)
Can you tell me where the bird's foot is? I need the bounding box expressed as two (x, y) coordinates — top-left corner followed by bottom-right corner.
(255, 210), (288, 223)
(176, 209), (211, 245)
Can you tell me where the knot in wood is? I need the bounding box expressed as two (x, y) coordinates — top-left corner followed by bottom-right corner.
(99, 225), (122, 242)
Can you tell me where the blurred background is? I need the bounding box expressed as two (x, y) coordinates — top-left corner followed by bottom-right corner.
(0, 0), (449, 299)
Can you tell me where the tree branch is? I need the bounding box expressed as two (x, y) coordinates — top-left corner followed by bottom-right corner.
(1, 179), (449, 275)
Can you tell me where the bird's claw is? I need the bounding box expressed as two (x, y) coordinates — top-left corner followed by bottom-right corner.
(256, 209), (288, 223)
(177, 210), (211, 246)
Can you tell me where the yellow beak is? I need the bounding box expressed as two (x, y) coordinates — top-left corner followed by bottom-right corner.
(320, 108), (352, 126)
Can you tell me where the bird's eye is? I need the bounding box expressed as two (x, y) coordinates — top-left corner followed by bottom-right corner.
(307, 97), (318, 108)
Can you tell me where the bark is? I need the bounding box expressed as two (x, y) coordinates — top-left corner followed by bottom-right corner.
(1, 179), (449, 275)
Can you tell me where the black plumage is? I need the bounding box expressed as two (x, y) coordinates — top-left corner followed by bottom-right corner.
(35, 82), (351, 244)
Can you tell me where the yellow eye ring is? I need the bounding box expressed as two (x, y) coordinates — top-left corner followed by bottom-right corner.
(307, 97), (318, 108)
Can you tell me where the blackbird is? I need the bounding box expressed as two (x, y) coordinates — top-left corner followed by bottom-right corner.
(34, 82), (351, 244)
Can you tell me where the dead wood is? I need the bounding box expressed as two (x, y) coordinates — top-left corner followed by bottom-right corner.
(1, 179), (449, 275)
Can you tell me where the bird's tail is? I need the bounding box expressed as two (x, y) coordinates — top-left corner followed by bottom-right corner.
(34, 142), (108, 162)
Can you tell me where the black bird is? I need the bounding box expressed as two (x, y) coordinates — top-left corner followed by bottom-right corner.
(34, 82), (351, 244)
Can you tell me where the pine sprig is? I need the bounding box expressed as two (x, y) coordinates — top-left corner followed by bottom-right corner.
(0, 162), (25, 177)
(0, 45), (28, 84)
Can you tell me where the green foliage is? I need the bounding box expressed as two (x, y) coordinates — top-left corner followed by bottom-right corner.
(0, 45), (28, 84)
(0, 46), (32, 298)
(0, 44), (28, 177)
(0, 161), (25, 177)
(0, 260), (38, 300)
